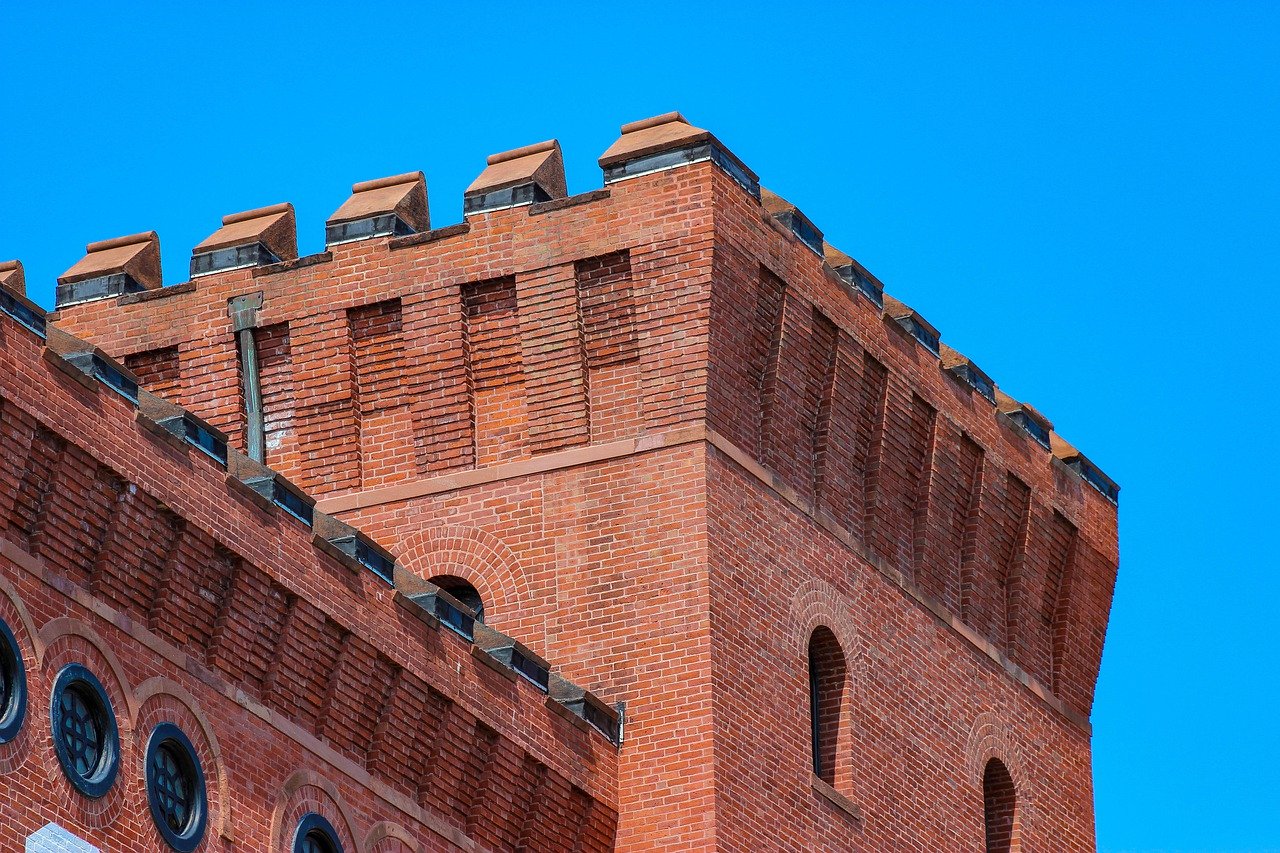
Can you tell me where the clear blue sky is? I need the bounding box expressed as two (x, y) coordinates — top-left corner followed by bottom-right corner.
(2, 3), (1277, 849)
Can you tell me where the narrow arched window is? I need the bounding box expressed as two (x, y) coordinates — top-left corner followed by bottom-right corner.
(983, 758), (1017, 853)
(430, 575), (484, 622)
(807, 627), (846, 784)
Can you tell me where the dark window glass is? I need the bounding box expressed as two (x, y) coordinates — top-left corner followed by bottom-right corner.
(983, 758), (1017, 852)
(146, 723), (207, 851)
(59, 687), (104, 775)
(50, 664), (119, 798)
(431, 576), (484, 623)
(0, 618), (26, 743)
(293, 813), (342, 853)
(807, 627), (846, 785)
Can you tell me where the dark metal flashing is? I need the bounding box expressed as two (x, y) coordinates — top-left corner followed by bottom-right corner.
(327, 534), (395, 585)
(603, 141), (761, 200)
(892, 315), (941, 357)
(55, 272), (147, 308)
(153, 410), (229, 467)
(181, 414), (229, 465)
(946, 362), (997, 405)
(1066, 457), (1120, 503)
(191, 242), (280, 278)
(325, 214), (415, 247)
(244, 474), (315, 526)
(1007, 410), (1052, 450)
(64, 352), (139, 404)
(475, 626), (551, 693)
(833, 265), (884, 308)
(771, 209), (824, 257)
(0, 286), (47, 338)
(550, 676), (622, 745)
(404, 588), (476, 642)
(463, 182), (553, 215)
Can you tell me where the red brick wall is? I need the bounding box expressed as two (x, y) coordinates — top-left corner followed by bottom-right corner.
(44, 147), (1118, 851)
(0, 311), (617, 851)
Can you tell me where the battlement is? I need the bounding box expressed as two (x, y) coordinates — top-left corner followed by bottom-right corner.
(37, 112), (1115, 507)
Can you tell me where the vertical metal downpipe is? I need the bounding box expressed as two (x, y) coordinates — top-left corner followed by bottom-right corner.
(229, 292), (265, 462)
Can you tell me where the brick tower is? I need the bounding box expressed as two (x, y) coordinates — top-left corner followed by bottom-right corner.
(1, 112), (1118, 851)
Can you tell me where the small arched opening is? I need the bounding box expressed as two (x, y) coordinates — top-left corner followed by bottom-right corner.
(429, 575), (485, 623)
(983, 757), (1018, 853)
(807, 626), (846, 785)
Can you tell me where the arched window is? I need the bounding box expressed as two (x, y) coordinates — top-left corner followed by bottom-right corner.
(983, 758), (1017, 853)
(807, 627), (846, 785)
(293, 813), (342, 853)
(430, 575), (484, 622)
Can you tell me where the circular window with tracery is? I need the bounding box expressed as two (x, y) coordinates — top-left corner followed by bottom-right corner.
(146, 723), (207, 851)
(50, 664), (119, 798)
(293, 812), (342, 853)
(0, 618), (27, 743)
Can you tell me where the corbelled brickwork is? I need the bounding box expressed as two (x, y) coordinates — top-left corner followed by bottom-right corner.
(3, 111), (1118, 851)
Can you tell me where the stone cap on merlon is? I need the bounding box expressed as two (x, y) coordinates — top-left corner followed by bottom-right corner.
(56, 231), (161, 306)
(464, 140), (567, 215)
(327, 172), (429, 245)
(599, 111), (759, 198)
(0, 260), (26, 297)
(26, 109), (1115, 502)
(191, 203), (298, 277)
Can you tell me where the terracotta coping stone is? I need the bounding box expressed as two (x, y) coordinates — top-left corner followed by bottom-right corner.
(760, 187), (824, 253)
(193, 202), (297, 261)
(939, 342), (976, 372)
(822, 243), (853, 269)
(598, 111), (758, 182)
(1050, 432), (1120, 500)
(995, 389), (1054, 432)
(58, 231), (162, 289)
(759, 187), (795, 218)
(1049, 432), (1080, 461)
(0, 260), (24, 296)
(882, 294), (941, 340)
(466, 140), (567, 199)
(328, 171), (429, 232)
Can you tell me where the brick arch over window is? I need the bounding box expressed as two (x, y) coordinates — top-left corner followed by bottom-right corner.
(271, 770), (362, 853)
(37, 617), (137, 721)
(0, 572), (42, 661)
(965, 711), (1032, 843)
(789, 578), (865, 794)
(395, 525), (526, 625)
(36, 620), (136, 828)
(0, 575), (38, 776)
(365, 820), (422, 852)
(133, 677), (233, 841)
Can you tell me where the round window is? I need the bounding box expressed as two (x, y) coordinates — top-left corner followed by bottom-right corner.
(0, 618), (27, 743)
(293, 812), (342, 853)
(146, 723), (207, 851)
(50, 664), (119, 798)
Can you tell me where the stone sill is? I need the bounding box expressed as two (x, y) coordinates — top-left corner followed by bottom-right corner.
(811, 774), (863, 823)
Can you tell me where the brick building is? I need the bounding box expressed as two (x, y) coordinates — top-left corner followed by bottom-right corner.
(0, 112), (1118, 851)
